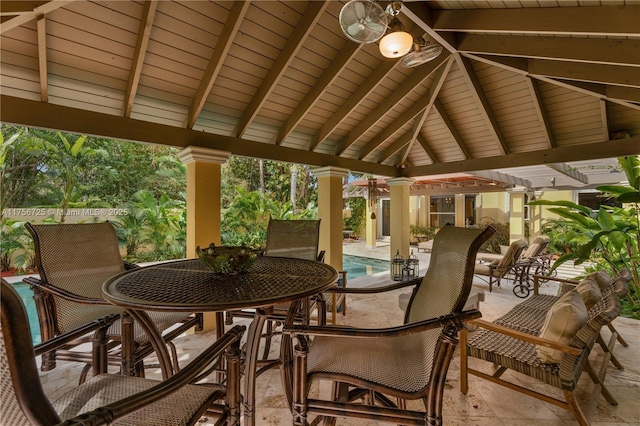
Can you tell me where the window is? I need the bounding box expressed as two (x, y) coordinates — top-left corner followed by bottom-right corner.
(578, 192), (621, 211)
(430, 195), (455, 227)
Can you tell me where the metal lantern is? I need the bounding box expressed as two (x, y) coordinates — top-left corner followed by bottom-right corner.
(391, 249), (405, 281)
(404, 250), (419, 279)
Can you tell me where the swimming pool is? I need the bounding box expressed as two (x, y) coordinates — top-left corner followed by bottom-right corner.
(342, 254), (389, 279)
(12, 281), (41, 345)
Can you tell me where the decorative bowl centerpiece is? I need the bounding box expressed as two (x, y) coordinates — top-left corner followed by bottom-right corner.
(196, 243), (260, 275)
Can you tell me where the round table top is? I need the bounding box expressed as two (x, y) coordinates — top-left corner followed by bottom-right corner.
(102, 257), (338, 312)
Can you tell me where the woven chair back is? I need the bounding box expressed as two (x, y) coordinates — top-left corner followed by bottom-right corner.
(406, 225), (495, 324)
(263, 219), (320, 261)
(1, 280), (60, 425)
(26, 222), (124, 333)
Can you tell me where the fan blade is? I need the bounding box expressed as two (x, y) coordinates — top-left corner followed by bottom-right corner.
(355, 1), (366, 19)
(348, 22), (362, 36)
(367, 21), (386, 33)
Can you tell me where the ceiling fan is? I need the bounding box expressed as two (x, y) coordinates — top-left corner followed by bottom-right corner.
(338, 0), (443, 67)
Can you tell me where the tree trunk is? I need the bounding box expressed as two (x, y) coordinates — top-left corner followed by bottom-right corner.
(259, 159), (265, 193)
(290, 164), (298, 212)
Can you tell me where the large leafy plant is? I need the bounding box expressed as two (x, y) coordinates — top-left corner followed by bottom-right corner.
(529, 156), (640, 313)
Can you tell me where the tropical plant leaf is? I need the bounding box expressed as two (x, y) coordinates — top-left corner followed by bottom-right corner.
(595, 185), (635, 196)
(546, 207), (592, 228)
(597, 208), (616, 232)
(528, 199), (592, 215)
(618, 192), (640, 203)
(608, 230), (626, 250)
(618, 155), (640, 190)
(549, 252), (578, 271)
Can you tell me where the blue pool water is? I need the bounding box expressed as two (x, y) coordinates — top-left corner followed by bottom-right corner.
(12, 281), (41, 345)
(342, 254), (389, 279)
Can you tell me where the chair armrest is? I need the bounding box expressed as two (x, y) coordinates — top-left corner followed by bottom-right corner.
(34, 314), (120, 357)
(123, 261), (139, 270)
(56, 325), (246, 426)
(284, 309), (481, 339)
(532, 274), (579, 294)
(468, 319), (583, 356)
(23, 276), (107, 305)
(322, 276), (421, 295)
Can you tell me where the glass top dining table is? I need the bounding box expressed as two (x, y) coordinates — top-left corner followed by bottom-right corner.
(102, 256), (338, 426)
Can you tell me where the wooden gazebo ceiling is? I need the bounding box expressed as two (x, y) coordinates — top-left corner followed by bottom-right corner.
(1, 1), (639, 180)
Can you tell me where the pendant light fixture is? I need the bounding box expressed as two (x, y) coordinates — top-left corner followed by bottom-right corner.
(378, 2), (412, 58)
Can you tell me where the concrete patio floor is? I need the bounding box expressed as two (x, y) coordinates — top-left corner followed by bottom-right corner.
(38, 240), (640, 425)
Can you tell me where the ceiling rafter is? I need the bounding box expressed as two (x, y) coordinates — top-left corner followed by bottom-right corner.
(457, 54), (509, 156)
(600, 100), (610, 142)
(358, 56), (453, 161)
(457, 34), (640, 68)
(404, 137), (639, 177)
(525, 78), (554, 149)
(398, 108), (431, 166)
(432, 6), (640, 37)
(233, 0), (329, 138)
(123, 0), (157, 118)
(276, 41), (361, 146)
(186, 0), (248, 128)
(434, 99), (471, 160)
(529, 59), (640, 89)
(337, 51), (451, 157)
(416, 134), (439, 164)
(0, 0), (75, 34)
(547, 163), (589, 184)
(310, 57), (397, 152)
(378, 128), (413, 164)
(0, 1), (50, 15)
(36, 14), (47, 102)
(466, 53), (640, 112)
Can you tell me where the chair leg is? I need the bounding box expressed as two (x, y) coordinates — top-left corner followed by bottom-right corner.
(121, 312), (136, 376)
(460, 328), (469, 395)
(262, 320), (273, 360)
(292, 337), (309, 426)
(608, 323), (628, 347)
(564, 390), (589, 426)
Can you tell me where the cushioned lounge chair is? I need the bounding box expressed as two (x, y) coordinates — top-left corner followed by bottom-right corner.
(474, 239), (527, 291)
(23, 222), (203, 380)
(282, 225), (495, 426)
(1, 279), (244, 426)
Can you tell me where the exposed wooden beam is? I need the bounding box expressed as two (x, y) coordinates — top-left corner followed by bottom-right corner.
(465, 53), (640, 111)
(403, 137), (640, 177)
(36, 14), (47, 102)
(416, 134), (439, 164)
(398, 107), (431, 166)
(432, 6), (640, 37)
(605, 86), (640, 104)
(337, 51), (450, 156)
(123, 0), (157, 118)
(528, 59), (640, 89)
(310, 57), (397, 152)
(457, 54), (509, 155)
(434, 99), (471, 159)
(457, 34), (640, 68)
(0, 94), (398, 177)
(0, 1), (50, 15)
(600, 100), (610, 142)
(357, 56), (452, 160)
(0, 0), (76, 34)
(526, 78), (553, 149)
(276, 41), (360, 145)
(186, 1), (248, 128)
(547, 163), (589, 184)
(234, 1), (329, 138)
(378, 129), (413, 164)
(403, 2), (457, 53)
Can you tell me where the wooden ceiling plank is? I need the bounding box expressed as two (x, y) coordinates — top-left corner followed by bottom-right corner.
(404, 136), (640, 177)
(186, 0), (249, 128)
(357, 56), (453, 160)
(434, 99), (471, 159)
(0, 93), (398, 177)
(378, 130), (413, 164)
(122, 0), (157, 118)
(432, 6), (640, 37)
(528, 59), (640, 89)
(0, 1), (50, 15)
(399, 107), (431, 166)
(233, 0), (329, 138)
(548, 163), (589, 184)
(276, 41), (361, 145)
(416, 134), (439, 164)
(36, 14), (47, 102)
(403, 3), (457, 53)
(457, 54), (509, 155)
(310, 58), (397, 151)
(338, 51), (451, 156)
(526, 77), (554, 148)
(458, 34), (640, 68)
(0, 0), (76, 34)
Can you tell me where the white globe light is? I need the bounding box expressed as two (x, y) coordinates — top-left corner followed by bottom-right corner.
(379, 30), (412, 58)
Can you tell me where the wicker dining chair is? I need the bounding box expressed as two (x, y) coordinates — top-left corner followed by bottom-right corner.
(23, 222), (203, 381)
(474, 238), (528, 291)
(282, 225), (496, 426)
(1, 279), (244, 426)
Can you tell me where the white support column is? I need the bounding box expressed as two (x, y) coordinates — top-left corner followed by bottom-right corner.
(178, 146), (230, 332)
(312, 166), (349, 270)
(386, 177), (414, 260)
(508, 190), (526, 243)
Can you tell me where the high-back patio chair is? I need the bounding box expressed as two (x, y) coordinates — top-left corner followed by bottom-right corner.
(282, 225), (495, 426)
(23, 222), (202, 381)
(474, 238), (527, 291)
(1, 279), (244, 426)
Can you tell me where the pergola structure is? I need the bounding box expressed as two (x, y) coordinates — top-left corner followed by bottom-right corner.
(2, 0), (639, 272)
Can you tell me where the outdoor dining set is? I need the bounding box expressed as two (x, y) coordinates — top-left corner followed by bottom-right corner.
(1, 220), (629, 426)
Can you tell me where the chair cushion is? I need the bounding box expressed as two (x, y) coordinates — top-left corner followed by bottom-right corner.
(575, 277), (602, 310)
(536, 290), (588, 364)
(53, 374), (217, 425)
(585, 270), (611, 291)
